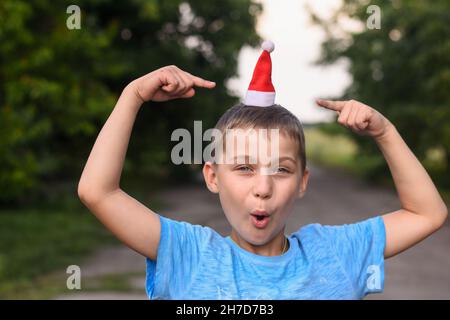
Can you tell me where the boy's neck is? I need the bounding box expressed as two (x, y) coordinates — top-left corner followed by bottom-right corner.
(230, 230), (289, 256)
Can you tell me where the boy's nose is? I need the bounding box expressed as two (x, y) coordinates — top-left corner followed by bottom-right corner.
(252, 174), (273, 199)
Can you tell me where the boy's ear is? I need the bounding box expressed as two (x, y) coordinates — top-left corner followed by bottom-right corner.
(298, 167), (310, 199)
(203, 161), (219, 194)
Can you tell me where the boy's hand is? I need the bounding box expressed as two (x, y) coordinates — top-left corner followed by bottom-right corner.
(316, 99), (393, 139)
(131, 65), (216, 103)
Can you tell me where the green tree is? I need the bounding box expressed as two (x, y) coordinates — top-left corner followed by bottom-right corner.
(0, 0), (262, 205)
(310, 0), (450, 188)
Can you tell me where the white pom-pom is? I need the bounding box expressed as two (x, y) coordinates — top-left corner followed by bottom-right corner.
(261, 40), (275, 53)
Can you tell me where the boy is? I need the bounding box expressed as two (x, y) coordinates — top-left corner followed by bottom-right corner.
(78, 42), (448, 300)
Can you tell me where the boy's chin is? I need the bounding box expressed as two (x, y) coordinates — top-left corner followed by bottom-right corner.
(240, 230), (274, 246)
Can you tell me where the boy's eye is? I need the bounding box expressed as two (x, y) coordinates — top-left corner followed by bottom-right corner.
(277, 167), (291, 174)
(236, 165), (252, 172)
(235, 166), (291, 174)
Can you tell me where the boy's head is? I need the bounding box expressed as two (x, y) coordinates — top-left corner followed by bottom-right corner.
(203, 103), (309, 246)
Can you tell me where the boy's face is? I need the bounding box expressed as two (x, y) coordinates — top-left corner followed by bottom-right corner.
(203, 128), (309, 246)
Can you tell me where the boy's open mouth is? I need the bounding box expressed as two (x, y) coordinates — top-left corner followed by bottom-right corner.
(250, 214), (270, 229)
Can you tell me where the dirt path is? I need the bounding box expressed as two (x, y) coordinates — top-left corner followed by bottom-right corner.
(56, 164), (450, 299)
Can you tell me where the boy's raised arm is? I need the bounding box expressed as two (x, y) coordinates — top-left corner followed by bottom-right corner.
(77, 65), (215, 260)
(316, 99), (448, 259)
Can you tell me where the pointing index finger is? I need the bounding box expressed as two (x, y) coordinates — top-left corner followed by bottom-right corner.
(190, 74), (216, 89)
(316, 99), (346, 112)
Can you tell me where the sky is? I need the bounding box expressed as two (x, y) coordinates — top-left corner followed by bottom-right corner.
(227, 0), (351, 124)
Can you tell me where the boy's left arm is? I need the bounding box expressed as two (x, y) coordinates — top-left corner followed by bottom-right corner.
(317, 99), (448, 259)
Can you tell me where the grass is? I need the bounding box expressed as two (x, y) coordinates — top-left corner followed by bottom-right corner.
(0, 197), (120, 299)
(0, 181), (164, 299)
(305, 126), (359, 171)
(2, 269), (146, 300)
(304, 126), (382, 178)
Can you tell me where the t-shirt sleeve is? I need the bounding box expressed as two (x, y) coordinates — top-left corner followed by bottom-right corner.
(320, 215), (386, 298)
(145, 214), (211, 299)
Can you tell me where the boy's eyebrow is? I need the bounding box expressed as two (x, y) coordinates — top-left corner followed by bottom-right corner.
(229, 155), (257, 164)
(227, 155), (296, 165)
(279, 156), (297, 164)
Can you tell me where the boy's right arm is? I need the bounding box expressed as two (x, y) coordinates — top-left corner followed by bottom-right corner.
(77, 66), (216, 260)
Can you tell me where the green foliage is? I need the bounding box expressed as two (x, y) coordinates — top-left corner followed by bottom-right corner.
(0, 0), (261, 204)
(310, 0), (450, 187)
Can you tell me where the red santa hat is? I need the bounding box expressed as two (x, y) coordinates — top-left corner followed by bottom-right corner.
(244, 40), (276, 107)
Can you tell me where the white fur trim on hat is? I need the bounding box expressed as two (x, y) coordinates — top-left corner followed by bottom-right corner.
(244, 90), (275, 107)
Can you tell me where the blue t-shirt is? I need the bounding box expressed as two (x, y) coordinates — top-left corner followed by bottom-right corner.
(146, 214), (386, 300)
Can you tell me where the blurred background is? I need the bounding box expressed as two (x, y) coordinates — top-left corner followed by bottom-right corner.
(0, 0), (449, 299)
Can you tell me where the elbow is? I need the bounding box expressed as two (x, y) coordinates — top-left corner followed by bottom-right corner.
(77, 180), (93, 205)
(77, 180), (120, 209)
(437, 204), (448, 227)
(77, 180), (102, 207)
(430, 203), (448, 230)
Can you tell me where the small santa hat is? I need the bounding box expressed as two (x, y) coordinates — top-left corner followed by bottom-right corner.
(244, 40), (276, 107)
